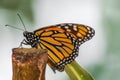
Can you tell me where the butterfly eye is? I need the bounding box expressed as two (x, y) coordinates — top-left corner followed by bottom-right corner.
(23, 31), (28, 37)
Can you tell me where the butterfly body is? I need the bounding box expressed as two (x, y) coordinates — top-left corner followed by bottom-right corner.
(22, 23), (95, 72)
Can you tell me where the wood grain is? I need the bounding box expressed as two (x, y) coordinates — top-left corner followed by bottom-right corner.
(12, 48), (48, 80)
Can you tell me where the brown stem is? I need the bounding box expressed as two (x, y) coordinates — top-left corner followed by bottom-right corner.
(12, 48), (48, 80)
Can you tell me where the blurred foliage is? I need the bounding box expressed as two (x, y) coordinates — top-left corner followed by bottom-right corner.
(89, 64), (104, 80)
(90, 0), (120, 80)
(0, 0), (34, 22)
(103, 0), (120, 53)
(103, 0), (120, 80)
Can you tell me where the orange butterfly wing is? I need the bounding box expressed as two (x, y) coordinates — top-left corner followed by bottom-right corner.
(34, 23), (95, 71)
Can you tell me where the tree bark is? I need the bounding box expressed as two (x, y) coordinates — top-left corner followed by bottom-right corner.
(12, 48), (48, 80)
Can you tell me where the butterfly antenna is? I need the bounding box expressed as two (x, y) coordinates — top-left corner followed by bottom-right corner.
(5, 24), (24, 31)
(17, 13), (27, 31)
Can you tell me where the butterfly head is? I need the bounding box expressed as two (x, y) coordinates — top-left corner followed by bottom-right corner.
(23, 31), (33, 37)
(23, 31), (40, 47)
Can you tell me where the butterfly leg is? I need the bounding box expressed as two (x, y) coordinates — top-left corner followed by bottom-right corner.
(19, 39), (30, 48)
(31, 41), (38, 47)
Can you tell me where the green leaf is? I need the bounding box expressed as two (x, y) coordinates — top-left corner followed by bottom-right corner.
(65, 60), (95, 80)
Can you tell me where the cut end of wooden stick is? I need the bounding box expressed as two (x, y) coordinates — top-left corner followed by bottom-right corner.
(12, 48), (48, 80)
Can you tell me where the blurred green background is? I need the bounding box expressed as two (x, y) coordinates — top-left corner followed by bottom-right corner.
(0, 0), (120, 80)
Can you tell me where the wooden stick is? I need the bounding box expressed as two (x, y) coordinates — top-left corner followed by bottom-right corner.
(12, 48), (48, 80)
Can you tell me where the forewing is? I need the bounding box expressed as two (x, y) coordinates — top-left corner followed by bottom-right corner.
(34, 27), (79, 71)
(34, 23), (95, 71)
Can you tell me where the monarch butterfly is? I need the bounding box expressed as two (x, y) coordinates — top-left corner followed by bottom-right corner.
(21, 23), (95, 72)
